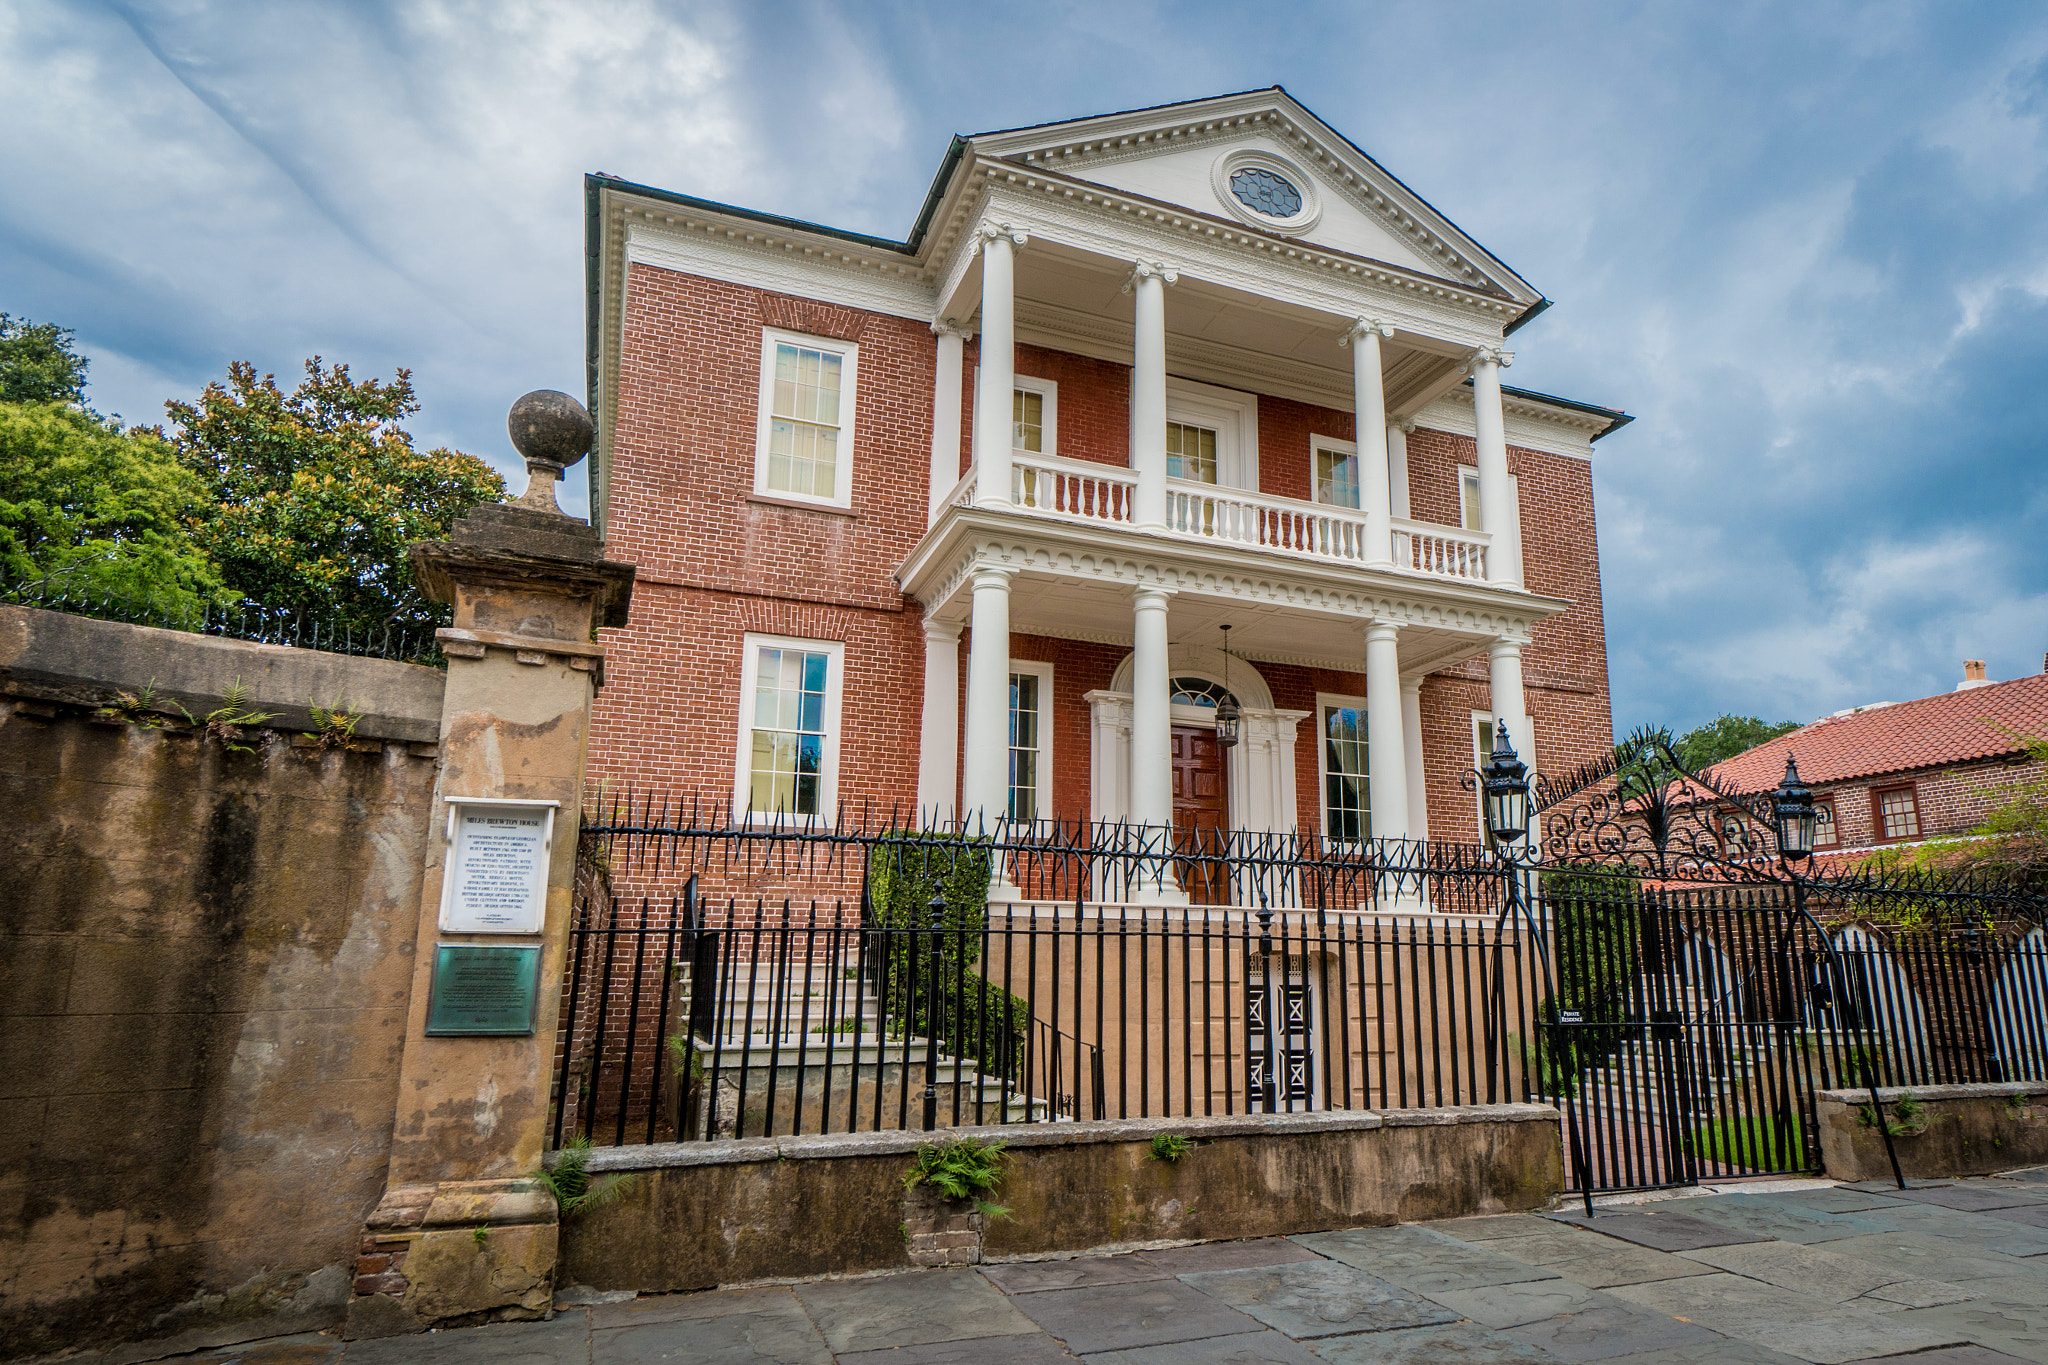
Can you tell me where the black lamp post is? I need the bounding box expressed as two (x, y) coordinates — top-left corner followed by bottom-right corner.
(1772, 755), (1817, 862)
(1215, 624), (1242, 749)
(1769, 751), (1906, 1187)
(1482, 718), (1532, 846)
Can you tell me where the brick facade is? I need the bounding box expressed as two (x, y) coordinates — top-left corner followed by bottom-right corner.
(589, 264), (1614, 847)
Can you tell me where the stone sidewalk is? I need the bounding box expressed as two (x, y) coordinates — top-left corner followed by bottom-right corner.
(152, 1170), (2048, 1365)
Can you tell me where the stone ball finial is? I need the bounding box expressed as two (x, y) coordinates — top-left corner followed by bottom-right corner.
(506, 390), (594, 514)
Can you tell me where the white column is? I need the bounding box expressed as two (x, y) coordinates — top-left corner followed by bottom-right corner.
(1468, 346), (1521, 587)
(928, 322), (966, 523)
(1364, 621), (1409, 843)
(1400, 677), (1427, 841)
(1343, 318), (1396, 567)
(917, 619), (961, 822)
(1488, 638), (1527, 731)
(974, 225), (1026, 510)
(1387, 420), (1412, 520)
(1125, 260), (1176, 529)
(1128, 586), (1175, 828)
(961, 566), (1016, 826)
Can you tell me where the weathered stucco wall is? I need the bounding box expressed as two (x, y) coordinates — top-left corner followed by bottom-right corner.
(0, 607), (445, 1360)
(1816, 1082), (2048, 1183)
(558, 1105), (1562, 1292)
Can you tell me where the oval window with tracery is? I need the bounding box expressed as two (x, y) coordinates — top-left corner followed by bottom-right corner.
(1170, 677), (1238, 709)
(1229, 167), (1303, 218)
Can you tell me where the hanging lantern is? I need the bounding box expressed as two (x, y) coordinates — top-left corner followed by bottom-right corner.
(1216, 625), (1242, 749)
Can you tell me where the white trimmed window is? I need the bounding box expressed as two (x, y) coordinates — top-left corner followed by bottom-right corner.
(755, 328), (858, 508)
(970, 373), (1059, 457)
(734, 633), (844, 818)
(1166, 378), (1259, 490)
(1458, 464), (1522, 572)
(1008, 660), (1054, 822)
(1311, 434), (1360, 509)
(1316, 693), (1370, 843)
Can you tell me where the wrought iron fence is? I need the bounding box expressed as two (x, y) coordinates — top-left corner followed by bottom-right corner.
(1, 570), (445, 665)
(549, 792), (2048, 1198)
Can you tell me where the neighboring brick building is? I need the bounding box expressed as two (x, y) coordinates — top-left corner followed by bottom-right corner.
(1709, 664), (2048, 863)
(581, 87), (1630, 894)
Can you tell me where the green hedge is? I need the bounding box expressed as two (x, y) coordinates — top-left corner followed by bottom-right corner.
(866, 834), (1029, 1085)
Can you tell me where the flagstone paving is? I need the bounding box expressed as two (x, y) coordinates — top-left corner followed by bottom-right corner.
(100, 1170), (2048, 1365)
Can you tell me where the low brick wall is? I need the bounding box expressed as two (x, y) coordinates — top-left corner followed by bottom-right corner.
(557, 1104), (1562, 1293)
(1816, 1082), (2048, 1182)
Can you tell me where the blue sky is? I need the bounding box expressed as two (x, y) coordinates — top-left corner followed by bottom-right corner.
(5, 1), (2045, 736)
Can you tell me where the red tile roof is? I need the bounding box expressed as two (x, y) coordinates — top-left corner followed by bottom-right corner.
(1707, 672), (2048, 793)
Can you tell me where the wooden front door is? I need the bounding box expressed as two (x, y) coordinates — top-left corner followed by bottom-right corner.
(1172, 724), (1230, 904)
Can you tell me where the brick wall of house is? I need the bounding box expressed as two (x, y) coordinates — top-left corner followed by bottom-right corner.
(591, 261), (1614, 847)
(1813, 755), (2048, 852)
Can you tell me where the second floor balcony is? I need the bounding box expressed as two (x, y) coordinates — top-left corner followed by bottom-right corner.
(940, 449), (1494, 586)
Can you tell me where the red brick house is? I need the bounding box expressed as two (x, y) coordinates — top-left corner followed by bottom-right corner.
(580, 87), (1630, 895)
(1709, 664), (2048, 864)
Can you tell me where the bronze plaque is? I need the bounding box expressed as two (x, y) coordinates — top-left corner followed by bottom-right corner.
(425, 943), (540, 1036)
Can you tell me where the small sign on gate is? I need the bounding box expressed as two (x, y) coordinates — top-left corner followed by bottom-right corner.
(1558, 1010), (1583, 1024)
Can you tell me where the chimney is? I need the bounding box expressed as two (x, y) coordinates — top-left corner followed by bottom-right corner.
(1958, 659), (1991, 691)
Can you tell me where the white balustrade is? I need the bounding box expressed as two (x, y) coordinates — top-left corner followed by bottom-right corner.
(943, 465), (1493, 584)
(1393, 518), (1490, 581)
(1165, 480), (1379, 563)
(1011, 453), (1136, 524)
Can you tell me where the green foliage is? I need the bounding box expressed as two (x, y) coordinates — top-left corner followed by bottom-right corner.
(1858, 1091), (1929, 1137)
(164, 359), (504, 633)
(1675, 715), (1801, 771)
(95, 682), (172, 729)
(1688, 1113), (1804, 1167)
(867, 835), (1028, 1078)
(472, 1227), (489, 1247)
(665, 1033), (705, 1084)
(0, 401), (230, 611)
(307, 700), (361, 749)
(1532, 866), (1643, 1088)
(902, 1137), (1011, 1219)
(1910, 730), (2048, 881)
(1149, 1132), (1196, 1164)
(0, 314), (89, 406)
(533, 1135), (636, 1217)
(180, 678), (280, 753)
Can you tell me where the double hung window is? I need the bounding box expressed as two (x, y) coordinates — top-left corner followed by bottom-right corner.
(756, 329), (857, 508)
(1008, 661), (1054, 822)
(1314, 442), (1360, 509)
(1319, 697), (1370, 843)
(1167, 422), (1220, 484)
(735, 634), (843, 818)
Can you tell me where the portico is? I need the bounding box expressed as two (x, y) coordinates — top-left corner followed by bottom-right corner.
(902, 175), (1561, 856)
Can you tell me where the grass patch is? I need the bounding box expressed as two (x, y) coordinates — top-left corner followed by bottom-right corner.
(1687, 1114), (1806, 1169)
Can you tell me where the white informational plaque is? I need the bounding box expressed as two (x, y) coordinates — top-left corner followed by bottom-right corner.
(437, 798), (559, 934)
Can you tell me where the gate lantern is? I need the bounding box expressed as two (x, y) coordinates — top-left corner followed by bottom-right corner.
(1481, 718), (1531, 844)
(1772, 754), (1817, 861)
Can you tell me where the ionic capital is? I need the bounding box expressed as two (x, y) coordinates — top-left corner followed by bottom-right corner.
(1121, 258), (1180, 293)
(922, 617), (963, 643)
(971, 221), (1030, 253)
(931, 318), (973, 340)
(1464, 345), (1514, 373)
(1338, 317), (1396, 347)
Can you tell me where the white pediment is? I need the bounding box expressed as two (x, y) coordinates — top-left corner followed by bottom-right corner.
(969, 90), (1539, 305)
(1059, 133), (1448, 278)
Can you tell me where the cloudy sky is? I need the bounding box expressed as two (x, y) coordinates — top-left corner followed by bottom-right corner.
(5, 1), (2044, 735)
